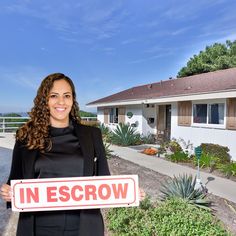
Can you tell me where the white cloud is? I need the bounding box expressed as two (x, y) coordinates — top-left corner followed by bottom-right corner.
(2, 0), (127, 43)
(0, 66), (44, 90)
(128, 52), (173, 64)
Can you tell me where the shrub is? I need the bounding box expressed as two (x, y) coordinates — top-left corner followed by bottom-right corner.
(150, 198), (230, 236)
(99, 124), (112, 142)
(217, 162), (236, 178)
(110, 123), (141, 146)
(160, 174), (211, 210)
(104, 142), (114, 159)
(158, 141), (169, 154)
(141, 133), (156, 144)
(106, 198), (231, 236)
(194, 153), (220, 172)
(201, 143), (230, 163)
(168, 139), (183, 153)
(80, 120), (99, 127)
(167, 151), (189, 162)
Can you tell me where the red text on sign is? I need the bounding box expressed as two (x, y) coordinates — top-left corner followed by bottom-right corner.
(19, 183), (128, 204)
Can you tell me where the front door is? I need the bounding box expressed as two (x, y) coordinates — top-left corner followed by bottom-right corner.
(165, 105), (171, 140)
(157, 105), (171, 142)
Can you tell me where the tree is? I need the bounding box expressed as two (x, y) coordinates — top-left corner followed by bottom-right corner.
(3, 113), (21, 117)
(79, 110), (96, 117)
(177, 40), (236, 77)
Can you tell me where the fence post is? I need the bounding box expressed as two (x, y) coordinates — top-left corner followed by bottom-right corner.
(2, 118), (5, 134)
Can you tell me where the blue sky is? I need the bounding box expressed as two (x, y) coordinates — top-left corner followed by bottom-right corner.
(0, 0), (236, 114)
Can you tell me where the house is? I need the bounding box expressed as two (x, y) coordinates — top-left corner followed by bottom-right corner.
(87, 68), (236, 160)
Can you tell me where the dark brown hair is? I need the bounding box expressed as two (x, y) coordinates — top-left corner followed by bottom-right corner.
(16, 73), (81, 151)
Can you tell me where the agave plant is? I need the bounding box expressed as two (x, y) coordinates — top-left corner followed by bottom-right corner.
(104, 142), (114, 159)
(110, 123), (141, 146)
(160, 174), (211, 210)
(99, 123), (112, 142)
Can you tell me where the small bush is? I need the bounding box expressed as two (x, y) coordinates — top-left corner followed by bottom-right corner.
(80, 120), (99, 127)
(201, 143), (230, 163)
(106, 198), (231, 236)
(104, 142), (113, 159)
(194, 153), (220, 172)
(168, 140), (183, 153)
(167, 151), (189, 162)
(99, 124), (112, 142)
(141, 133), (156, 144)
(217, 162), (236, 178)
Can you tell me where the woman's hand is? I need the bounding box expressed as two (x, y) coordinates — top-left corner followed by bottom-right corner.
(0, 184), (12, 202)
(139, 187), (146, 201)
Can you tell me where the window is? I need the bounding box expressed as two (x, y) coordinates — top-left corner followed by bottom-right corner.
(193, 103), (225, 125)
(193, 104), (207, 123)
(208, 104), (224, 124)
(109, 108), (118, 123)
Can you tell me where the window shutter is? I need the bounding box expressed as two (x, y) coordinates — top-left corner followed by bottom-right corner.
(104, 108), (109, 124)
(118, 107), (125, 124)
(226, 98), (236, 130)
(178, 101), (192, 126)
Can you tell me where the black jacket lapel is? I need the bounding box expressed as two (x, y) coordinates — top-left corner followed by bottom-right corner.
(74, 123), (94, 176)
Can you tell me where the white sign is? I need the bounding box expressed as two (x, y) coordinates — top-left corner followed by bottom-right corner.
(11, 175), (139, 212)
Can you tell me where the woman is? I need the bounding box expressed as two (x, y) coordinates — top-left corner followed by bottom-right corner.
(0, 73), (110, 236)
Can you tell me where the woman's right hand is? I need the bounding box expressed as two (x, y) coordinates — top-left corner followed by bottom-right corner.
(0, 184), (12, 202)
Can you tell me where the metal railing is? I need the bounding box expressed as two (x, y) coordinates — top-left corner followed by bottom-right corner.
(0, 117), (29, 133)
(0, 116), (98, 133)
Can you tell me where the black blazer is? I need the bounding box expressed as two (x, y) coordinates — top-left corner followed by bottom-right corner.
(7, 123), (110, 236)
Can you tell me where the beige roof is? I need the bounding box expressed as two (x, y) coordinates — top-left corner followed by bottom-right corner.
(87, 68), (236, 106)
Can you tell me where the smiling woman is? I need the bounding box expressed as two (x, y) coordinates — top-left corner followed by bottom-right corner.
(15, 73), (81, 151)
(0, 73), (110, 236)
(48, 79), (74, 128)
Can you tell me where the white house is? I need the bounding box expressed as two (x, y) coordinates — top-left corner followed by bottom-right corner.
(87, 68), (236, 160)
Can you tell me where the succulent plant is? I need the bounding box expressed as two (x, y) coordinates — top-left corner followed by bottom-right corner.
(160, 174), (211, 210)
(104, 142), (114, 159)
(110, 123), (141, 146)
(99, 123), (112, 142)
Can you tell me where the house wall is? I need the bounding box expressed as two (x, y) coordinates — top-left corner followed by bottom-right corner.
(97, 99), (236, 160)
(124, 105), (143, 133)
(142, 104), (157, 135)
(97, 107), (104, 123)
(97, 105), (144, 133)
(97, 105), (157, 135)
(171, 102), (236, 161)
(125, 104), (157, 135)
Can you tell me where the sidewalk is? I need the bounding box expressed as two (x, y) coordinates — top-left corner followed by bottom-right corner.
(110, 144), (236, 204)
(0, 133), (15, 149)
(0, 133), (18, 236)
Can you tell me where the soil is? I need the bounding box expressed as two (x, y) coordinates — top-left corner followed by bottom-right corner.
(103, 156), (236, 236)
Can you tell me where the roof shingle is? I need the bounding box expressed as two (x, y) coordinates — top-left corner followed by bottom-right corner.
(87, 68), (236, 105)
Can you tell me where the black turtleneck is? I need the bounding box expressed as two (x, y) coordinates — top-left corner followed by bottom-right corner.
(34, 124), (83, 231)
(35, 124), (84, 178)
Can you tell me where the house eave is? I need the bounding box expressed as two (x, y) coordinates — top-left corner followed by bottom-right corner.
(86, 89), (236, 107)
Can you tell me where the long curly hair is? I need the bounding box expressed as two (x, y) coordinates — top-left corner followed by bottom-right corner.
(16, 73), (81, 151)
